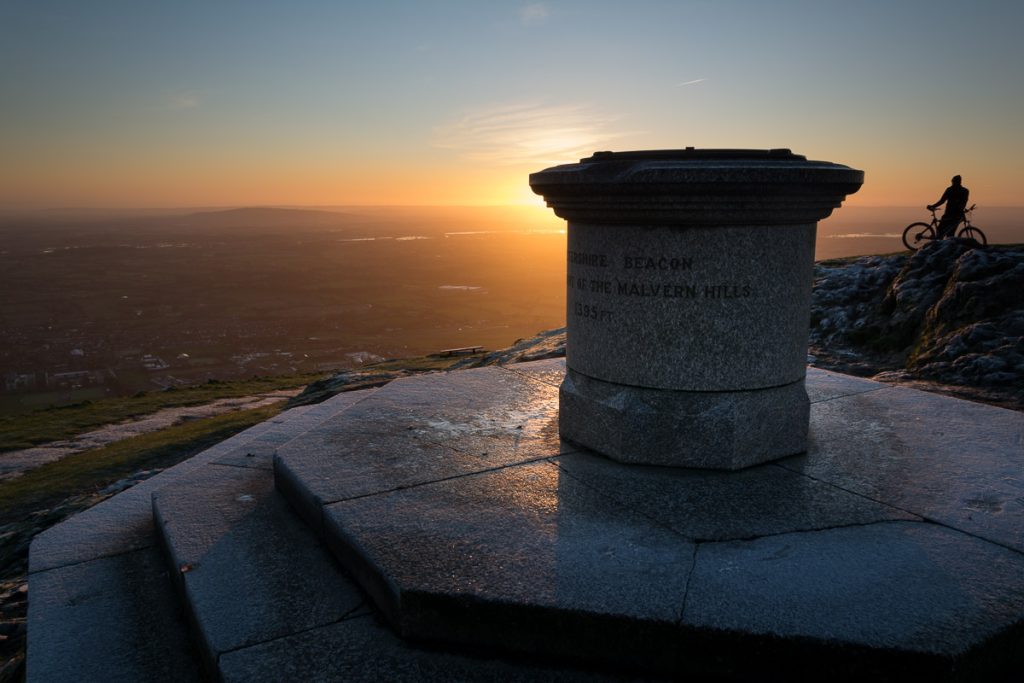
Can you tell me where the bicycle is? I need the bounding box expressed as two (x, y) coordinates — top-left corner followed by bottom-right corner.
(902, 204), (987, 251)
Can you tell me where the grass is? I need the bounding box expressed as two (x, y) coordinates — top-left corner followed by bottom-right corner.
(0, 403), (281, 528)
(0, 373), (322, 453)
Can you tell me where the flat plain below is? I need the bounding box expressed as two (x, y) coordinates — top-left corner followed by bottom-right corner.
(1, 205), (1021, 414)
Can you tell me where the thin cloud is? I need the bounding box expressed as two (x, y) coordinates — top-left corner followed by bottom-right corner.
(433, 102), (633, 166)
(675, 78), (706, 87)
(166, 91), (201, 110)
(520, 3), (548, 25)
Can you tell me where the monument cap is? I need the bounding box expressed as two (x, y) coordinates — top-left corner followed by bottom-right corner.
(583, 147), (806, 162)
(530, 147), (864, 225)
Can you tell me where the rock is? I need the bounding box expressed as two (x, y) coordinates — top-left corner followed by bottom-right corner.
(457, 327), (566, 367)
(810, 241), (1024, 409)
(287, 371), (410, 407)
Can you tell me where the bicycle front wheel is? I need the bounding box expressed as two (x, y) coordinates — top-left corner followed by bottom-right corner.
(902, 222), (934, 251)
(958, 225), (988, 246)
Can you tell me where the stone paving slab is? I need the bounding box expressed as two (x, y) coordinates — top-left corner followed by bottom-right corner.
(804, 365), (888, 403)
(323, 459), (692, 672)
(218, 613), (644, 683)
(505, 356), (567, 388)
(551, 451), (918, 541)
(27, 546), (202, 683)
(784, 384), (1024, 552)
(683, 521), (1024, 656)
(274, 366), (583, 533)
(27, 359), (1024, 681)
(213, 388), (376, 469)
(26, 419), (283, 683)
(152, 463), (367, 670)
(30, 392), (374, 573)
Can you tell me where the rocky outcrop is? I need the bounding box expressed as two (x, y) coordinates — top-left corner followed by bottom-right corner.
(810, 240), (1023, 409)
(450, 326), (566, 368)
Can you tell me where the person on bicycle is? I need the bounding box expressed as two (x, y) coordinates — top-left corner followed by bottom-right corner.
(927, 175), (969, 239)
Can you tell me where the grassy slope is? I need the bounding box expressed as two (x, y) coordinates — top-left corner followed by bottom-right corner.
(0, 374), (322, 452)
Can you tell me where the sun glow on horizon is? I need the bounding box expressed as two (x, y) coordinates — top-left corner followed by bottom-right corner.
(1, 2), (1021, 210)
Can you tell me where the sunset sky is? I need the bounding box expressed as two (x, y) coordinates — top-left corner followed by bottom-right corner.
(2, 0), (1022, 209)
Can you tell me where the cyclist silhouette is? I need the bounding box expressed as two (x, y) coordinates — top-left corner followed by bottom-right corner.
(927, 175), (969, 239)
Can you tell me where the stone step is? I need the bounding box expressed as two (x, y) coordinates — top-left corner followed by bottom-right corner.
(26, 389), (375, 682)
(26, 416), (281, 682)
(152, 462), (632, 682)
(147, 381), (650, 681)
(272, 359), (1024, 680)
(151, 463), (370, 677)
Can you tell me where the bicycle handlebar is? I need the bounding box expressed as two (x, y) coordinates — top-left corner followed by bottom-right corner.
(927, 204), (976, 214)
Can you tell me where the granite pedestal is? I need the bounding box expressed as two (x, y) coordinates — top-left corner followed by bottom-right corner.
(530, 149), (864, 468)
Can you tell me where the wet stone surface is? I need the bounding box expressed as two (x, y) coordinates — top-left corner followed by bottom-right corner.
(212, 389), (376, 470)
(274, 366), (581, 511)
(684, 521), (1024, 655)
(323, 459), (692, 671)
(273, 358), (1024, 679)
(505, 356), (568, 388)
(804, 365), (887, 403)
(551, 452), (917, 541)
(784, 384), (1024, 552)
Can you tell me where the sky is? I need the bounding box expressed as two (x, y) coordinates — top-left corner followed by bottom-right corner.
(1, 0), (1022, 209)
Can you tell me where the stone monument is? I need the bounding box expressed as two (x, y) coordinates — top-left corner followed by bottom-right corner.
(530, 148), (863, 469)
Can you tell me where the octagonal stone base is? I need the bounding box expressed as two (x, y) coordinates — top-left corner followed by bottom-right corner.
(559, 367), (809, 469)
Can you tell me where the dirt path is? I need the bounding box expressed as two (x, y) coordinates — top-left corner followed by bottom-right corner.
(0, 389), (301, 481)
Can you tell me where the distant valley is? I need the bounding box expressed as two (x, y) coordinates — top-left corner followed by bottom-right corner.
(1, 204), (1021, 413)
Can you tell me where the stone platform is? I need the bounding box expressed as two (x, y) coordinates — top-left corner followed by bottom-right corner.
(26, 359), (1024, 681)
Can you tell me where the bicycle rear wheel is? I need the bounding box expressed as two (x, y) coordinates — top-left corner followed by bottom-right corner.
(902, 222), (934, 251)
(958, 225), (987, 246)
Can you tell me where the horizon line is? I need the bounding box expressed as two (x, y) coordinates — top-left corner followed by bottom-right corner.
(5, 202), (1024, 214)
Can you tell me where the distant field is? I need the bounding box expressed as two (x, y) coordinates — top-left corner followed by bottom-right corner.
(1, 205), (1021, 411)
(816, 205), (1024, 260)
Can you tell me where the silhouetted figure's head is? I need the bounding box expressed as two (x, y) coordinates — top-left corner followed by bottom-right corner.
(952, 175), (962, 186)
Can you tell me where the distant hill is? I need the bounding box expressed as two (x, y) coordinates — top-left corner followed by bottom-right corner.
(163, 207), (362, 229)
